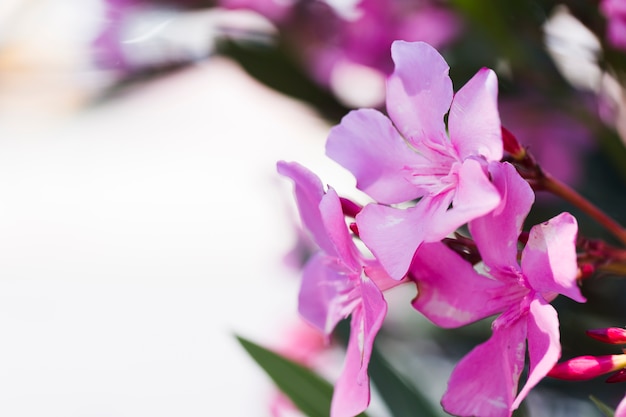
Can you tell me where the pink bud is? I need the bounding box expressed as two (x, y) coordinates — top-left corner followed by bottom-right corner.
(579, 263), (595, 279)
(586, 327), (626, 344)
(548, 354), (626, 381)
(340, 197), (362, 218)
(502, 126), (526, 159)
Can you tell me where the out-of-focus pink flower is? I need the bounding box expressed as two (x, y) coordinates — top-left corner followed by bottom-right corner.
(411, 162), (586, 417)
(499, 96), (595, 186)
(326, 41), (502, 279)
(220, 0), (461, 103)
(93, 0), (243, 75)
(277, 161), (404, 417)
(601, 0), (626, 51)
(270, 319), (327, 417)
(288, 0), (460, 86)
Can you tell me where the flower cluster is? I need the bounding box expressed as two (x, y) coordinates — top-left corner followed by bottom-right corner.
(278, 41), (588, 417)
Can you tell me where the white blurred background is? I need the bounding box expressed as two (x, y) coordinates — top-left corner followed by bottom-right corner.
(0, 1), (353, 415)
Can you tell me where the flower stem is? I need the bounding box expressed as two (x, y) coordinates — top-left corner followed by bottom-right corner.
(537, 172), (626, 246)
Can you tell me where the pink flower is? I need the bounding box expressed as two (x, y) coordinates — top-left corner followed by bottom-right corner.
(277, 160), (402, 417)
(326, 41), (502, 279)
(601, 0), (626, 51)
(411, 162), (586, 417)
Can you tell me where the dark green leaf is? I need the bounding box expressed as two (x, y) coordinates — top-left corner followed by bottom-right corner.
(236, 335), (370, 417)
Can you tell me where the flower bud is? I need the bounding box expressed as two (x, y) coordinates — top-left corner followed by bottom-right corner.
(349, 222), (359, 237)
(607, 368), (626, 383)
(586, 327), (626, 344)
(502, 127), (526, 159)
(548, 354), (626, 381)
(340, 197), (362, 218)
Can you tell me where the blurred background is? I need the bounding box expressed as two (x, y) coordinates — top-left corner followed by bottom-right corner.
(0, 0), (626, 416)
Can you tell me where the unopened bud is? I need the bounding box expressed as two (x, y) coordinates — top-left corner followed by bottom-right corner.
(607, 368), (626, 383)
(340, 198), (362, 218)
(548, 354), (626, 381)
(502, 127), (526, 160)
(586, 327), (626, 344)
(578, 263), (595, 279)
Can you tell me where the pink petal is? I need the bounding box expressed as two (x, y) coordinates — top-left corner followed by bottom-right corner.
(411, 242), (524, 328)
(299, 253), (355, 335)
(386, 41), (452, 146)
(326, 108), (426, 204)
(448, 68), (503, 161)
(469, 162), (534, 276)
(320, 188), (361, 271)
(426, 158), (500, 241)
(442, 317), (527, 417)
(331, 277), (387, 417)
(357, 194), (451, 280)
(277, 161), (334, 255)
(521, 212), (586, 302)
(512, 297), (561, 409)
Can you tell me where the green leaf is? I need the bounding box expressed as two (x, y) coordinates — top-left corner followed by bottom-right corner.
(590, 395), (616, 417)
(236, 335), (370, 417)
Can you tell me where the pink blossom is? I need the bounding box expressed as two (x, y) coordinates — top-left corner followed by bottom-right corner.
(601, 0), (626, 51)
(277, 160), (402, 417)
(411, 162), (586, 417)
(326, 41), (502, 279)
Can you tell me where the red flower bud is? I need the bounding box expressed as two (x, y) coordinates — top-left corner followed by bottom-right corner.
(586, 327), (626, 344)
(607, 368), (626, 383)
(349, 222), (359, 237)
(340, 197), (362, 218)
(548, 354), (626, 381)
(502, 127), (526, 159)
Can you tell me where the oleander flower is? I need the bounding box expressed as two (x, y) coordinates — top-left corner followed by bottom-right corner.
(411, 162), (586, 417)
(277, 160), (403, 417)
(327, 40), (502, 279)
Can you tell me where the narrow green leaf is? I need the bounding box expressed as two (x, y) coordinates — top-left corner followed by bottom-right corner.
(236, 335), (370, 417)
(590, 395), (616, 417)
